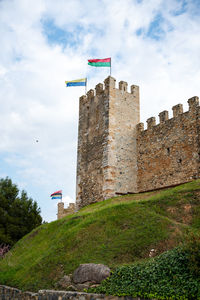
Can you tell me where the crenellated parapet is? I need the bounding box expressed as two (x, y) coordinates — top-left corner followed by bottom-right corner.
(79, 76), (139, 105)
(137, 96), (200, 133)
(137, 95), (200, 193)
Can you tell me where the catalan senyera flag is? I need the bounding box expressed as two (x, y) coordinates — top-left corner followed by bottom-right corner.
(51, 190), (62, 200)
(65, 78), (87, 87)
(88, 58), (111, 67)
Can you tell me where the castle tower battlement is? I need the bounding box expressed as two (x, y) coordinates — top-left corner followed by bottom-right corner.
(76, 76), (200, 210)
(76, 76), (140, 209)
(57, 202), (75, 219)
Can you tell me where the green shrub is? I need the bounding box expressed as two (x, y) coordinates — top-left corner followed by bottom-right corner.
(88, 247), (200, 299)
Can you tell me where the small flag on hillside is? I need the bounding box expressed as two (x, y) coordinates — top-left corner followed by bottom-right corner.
(88, 58), (111, 67)
(51, 190), (62, 200)
(65, 78), (87, 87)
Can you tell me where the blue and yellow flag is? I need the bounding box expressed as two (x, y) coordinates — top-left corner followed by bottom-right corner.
(65, 78), (87, 87)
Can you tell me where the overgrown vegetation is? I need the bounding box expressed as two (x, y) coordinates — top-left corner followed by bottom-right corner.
(0, 180), (200, 297)
(88, 235), (200, 299)
(0, 177), (42, 246)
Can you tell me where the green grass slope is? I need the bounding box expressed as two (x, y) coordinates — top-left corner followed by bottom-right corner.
(1, 180), (200, 292)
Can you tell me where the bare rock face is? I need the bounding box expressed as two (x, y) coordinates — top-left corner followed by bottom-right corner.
(73, 263), (111, 284)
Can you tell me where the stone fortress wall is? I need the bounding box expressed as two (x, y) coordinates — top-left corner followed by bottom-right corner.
(75, 76), (200, 210)
(137, 96), (200, 192)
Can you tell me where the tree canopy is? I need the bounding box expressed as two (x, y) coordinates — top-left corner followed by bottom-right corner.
(0, 177), (42, 246)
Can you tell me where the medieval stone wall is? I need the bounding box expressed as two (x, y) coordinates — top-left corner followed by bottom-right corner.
(76, 77), (140, 210)
(75, 76), (200, 210)
(137, 96), (200, 192)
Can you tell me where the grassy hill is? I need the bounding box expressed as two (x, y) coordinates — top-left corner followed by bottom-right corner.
(1, 180), (200, 292)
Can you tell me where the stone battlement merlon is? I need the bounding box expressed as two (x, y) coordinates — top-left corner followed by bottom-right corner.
(188, 96), (199, 111)
(79, 76), (139, 105)
(137, 96), (200, 133)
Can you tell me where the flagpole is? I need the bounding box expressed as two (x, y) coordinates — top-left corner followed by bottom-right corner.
(110, 58), (111, 76)
(85, 78), (87, 95)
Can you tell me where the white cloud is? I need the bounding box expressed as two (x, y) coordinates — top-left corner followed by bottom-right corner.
(61, 195), (75, 207)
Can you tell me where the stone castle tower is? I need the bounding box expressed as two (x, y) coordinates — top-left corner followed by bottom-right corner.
(76, 76), (139, 209)
(76, 76), (200, 210)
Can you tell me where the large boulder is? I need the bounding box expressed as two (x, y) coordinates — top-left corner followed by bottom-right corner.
(73, 263), (110, 284)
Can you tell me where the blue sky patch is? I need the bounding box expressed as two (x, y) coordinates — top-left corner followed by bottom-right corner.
(41, 18), (106, 54)
(135, 14), (166, 41)
(171, 0), (187, 16)
(42, 19), (77, 48)
(136, 28), (143, 36)
(136, 13), (174, 41)
(146, 13), (165, 41)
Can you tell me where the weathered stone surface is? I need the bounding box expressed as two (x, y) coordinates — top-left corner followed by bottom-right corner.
(137, 98), (200, 192)
(57, 275), (72, 288)
(76, 76), (140, 209)
(65, 284), (78, 291)
(73, 264), (111, 284)
(75, 282), (91, 291)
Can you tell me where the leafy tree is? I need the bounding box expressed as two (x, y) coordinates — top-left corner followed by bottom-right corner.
(0, 177), (42, 246)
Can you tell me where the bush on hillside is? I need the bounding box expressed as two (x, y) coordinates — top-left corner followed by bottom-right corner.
(0, 177), (42, 247)
(88, 246), (200, 300)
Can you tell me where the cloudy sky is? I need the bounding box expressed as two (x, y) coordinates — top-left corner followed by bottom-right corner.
(0, 0), (200, 222)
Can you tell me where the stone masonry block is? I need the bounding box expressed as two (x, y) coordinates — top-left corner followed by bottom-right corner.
(87, 89), (94, 99)
(147, 117), (156, 129)
(188, 96), (199, 111)
(119, 81), (128, 92)
(159, 110), (169, 123)
(95, 83), (104, 95)
(104, 76), (116, 90)
(130, 85), (139, 96)
(79, 95), (87, 103)
(136, 123), (144, 132)
(172, 104), (183, 117)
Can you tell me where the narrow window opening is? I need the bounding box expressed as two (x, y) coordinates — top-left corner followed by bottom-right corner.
(178, 158), (182, 163)
(167, 147), (170, 154)
(124, 87), (126, 91)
